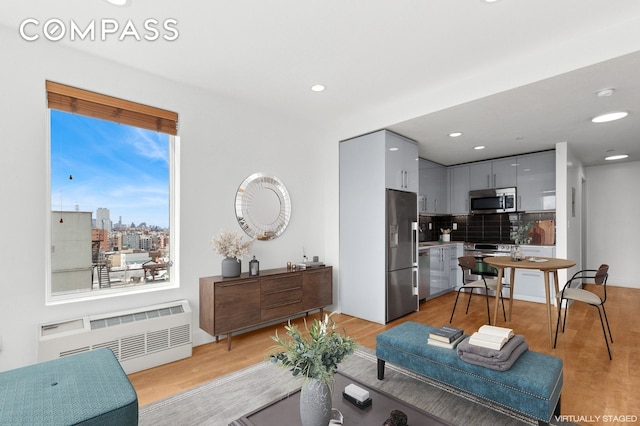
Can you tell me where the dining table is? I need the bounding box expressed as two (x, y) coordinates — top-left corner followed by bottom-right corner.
(484, 256), (576, 347)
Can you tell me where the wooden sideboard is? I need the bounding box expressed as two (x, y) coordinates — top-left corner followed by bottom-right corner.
(199, 266), (333, 350)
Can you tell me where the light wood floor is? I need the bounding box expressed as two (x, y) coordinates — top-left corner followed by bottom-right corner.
(129, 285), (640, 424)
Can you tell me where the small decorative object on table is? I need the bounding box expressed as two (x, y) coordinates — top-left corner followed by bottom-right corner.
(440, 228), (451, 242)
(269, 314), (357, 426)
(383, 409), (408, 426)
(510, 245), (523, 262)
(211, 230), (253, 278)
(342, 383), (372, 409)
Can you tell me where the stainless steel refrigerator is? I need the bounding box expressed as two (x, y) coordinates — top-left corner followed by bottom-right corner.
(386, 189), (419, 322)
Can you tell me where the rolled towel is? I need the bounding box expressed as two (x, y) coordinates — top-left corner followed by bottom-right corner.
(458, 340), (529, 371)
(457, 334), (526, 361)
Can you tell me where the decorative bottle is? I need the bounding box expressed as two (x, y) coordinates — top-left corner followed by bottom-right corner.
(249, 255), (260, 276)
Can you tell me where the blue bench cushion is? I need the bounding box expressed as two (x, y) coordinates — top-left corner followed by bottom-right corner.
(376, 322), (562, 423)
(0, 348), (138, 425)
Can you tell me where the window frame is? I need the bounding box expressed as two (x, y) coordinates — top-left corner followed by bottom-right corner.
(45, 83), (180, 305)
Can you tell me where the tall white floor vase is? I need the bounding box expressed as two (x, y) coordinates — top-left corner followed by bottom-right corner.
(300, 378), (332, 426)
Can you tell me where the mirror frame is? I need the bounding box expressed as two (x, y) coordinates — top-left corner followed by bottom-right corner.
(235, 172), (291, 240)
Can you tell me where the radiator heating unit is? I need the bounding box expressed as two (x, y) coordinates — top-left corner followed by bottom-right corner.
(38, 300), (192, 374)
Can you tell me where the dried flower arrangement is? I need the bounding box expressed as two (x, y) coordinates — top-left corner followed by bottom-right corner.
(211, 230), (254, 260)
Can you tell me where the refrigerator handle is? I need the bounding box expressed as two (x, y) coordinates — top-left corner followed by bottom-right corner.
(412, 267), (419, 297)
(411, 221), (418, 266)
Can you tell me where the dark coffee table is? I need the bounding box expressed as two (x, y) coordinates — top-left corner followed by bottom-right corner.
(229, 370), (452, 425)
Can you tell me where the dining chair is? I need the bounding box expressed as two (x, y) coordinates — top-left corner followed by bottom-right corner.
(554, 264), (612, 359)
(449, 256), (507, 325)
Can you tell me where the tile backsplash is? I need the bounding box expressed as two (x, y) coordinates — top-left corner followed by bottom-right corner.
(419, 212), (556, 244)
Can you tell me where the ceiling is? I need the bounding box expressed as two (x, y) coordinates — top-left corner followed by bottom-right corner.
(389, 51), (640, 166)
(2, 1), (640, 167)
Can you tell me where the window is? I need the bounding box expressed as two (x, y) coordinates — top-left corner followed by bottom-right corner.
(46, 81), (179, 304)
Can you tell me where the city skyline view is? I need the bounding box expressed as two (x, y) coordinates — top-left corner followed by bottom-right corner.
(50, 109), (170, 229)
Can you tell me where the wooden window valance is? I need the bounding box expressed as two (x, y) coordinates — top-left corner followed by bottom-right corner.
(46, 80), (178, 135)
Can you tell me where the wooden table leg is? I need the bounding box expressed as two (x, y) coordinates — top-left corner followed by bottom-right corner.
(493, 267), (504, 325)
(508, 267), (516, 322)
(543, 271), (553, 347)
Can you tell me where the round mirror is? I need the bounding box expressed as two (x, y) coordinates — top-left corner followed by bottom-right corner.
(235, 173), (291, 240)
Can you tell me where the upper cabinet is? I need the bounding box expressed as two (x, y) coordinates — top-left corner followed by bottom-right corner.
(385, 132), (419, 192)
(468, 158), (517, 190)
(517, 151), (556, 211)
(448, 165), (470, 214)
(419, 159), (447, 214)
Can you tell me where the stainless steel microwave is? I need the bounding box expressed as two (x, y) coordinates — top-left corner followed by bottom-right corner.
(469, 187), (516, 214)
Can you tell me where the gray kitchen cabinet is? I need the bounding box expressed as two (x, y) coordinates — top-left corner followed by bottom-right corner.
(516, 150), (556, 211)
(512, 245), (556, 303)
(469, 158), (517, 190)
(428, 246), (449, 297)
(418, 158), (447, 214)
(448, 165), (470, 214)
(339, 129), (418, 325)
(449, 243), (463, 288)
(385, 131), (419, 192)
(424, 243), (462, 299)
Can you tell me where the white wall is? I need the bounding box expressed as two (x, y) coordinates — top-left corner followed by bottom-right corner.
(556, 142), (587, 286)
(585, 161), (640, 288)
(0, 26), (329, 371)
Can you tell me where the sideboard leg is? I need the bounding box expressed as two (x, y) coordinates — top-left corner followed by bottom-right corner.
(227, 334), (232, 351)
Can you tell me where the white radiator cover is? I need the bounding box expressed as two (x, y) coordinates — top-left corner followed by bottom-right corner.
(38, 300), (192, 374)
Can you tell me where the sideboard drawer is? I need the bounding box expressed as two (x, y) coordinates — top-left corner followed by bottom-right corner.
(261, 273), (302, 293)
(261, 289), (303, 321)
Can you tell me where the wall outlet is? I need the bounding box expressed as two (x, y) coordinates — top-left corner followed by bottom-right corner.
(453, 223), (458, 230)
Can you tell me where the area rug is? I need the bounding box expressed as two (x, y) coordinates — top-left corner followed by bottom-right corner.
(139, 346), (573, 426)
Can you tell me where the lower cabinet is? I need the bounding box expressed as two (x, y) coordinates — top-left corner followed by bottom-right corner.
(511, 246), (556, 303)
(421, 244), (461, 301)
(199, 266), (332, 350)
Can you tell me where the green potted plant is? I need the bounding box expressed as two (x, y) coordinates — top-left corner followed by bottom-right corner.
(269, 314), (356, 426)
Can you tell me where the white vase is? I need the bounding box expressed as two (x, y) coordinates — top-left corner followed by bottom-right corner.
(299, 378), (332, 426)
(221, 257), (241, 278)
(442, 234), (450, 242)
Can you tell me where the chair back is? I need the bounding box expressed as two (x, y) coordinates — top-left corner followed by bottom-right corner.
(458, 256), (476, 271)
(594, 264), (609, 285)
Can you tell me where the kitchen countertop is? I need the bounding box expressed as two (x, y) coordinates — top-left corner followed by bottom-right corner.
(419, 241), (461, 249)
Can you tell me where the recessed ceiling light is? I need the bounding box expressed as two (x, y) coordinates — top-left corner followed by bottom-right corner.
(449, 132), (463, 138)
(605, 154), (629, 161)
(311, 84), (326, 92)
(389, 147), (399, 151)
(596, 88), (615, 97)
(105, 0), (130, 5)
(474, 145), (485, 150)
(592, 111), (628, 123)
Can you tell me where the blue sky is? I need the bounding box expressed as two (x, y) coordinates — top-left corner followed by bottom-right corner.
(50, 109), (170, 229)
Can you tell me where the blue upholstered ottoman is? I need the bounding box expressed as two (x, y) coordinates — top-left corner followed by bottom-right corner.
(0, 348), (138, 425)
(376, 322), (562, 425)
